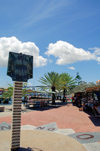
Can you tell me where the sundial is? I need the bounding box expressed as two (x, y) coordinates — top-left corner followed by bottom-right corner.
(7, 52), (33, 151)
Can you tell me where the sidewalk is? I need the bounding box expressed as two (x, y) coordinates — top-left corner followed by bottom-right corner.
(0, 103), (100, 132)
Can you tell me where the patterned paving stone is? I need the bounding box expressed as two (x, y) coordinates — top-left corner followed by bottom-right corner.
(54, 128), (75, 135)
(21, 125), (36, 130)
(36, 122), (58, 131)
(1, 122), (100, 151)
(0, 122), (11, 131)
(83, 142), (100, 151)
(0, 130), (87, 151)
(69, 132), (100, 144)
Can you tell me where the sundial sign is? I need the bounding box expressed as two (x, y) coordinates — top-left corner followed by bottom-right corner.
(7, 52), (33, 82)
(7, 52), (33, 151)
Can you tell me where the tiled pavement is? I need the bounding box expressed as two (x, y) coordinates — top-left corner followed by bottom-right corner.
(0, 122), (100, 151)
(21, 122), (100, 151)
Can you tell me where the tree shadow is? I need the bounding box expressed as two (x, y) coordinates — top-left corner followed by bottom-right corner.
(26, 102), (68, 111)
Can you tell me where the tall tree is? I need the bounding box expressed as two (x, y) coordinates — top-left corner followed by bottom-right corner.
(70, 81), (96, 94)
(75, 72), (82, 85)
(39, 72), (60, 104)
(59, 73), (76, 102)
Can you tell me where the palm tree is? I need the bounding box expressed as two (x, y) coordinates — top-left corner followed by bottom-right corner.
(59, 73), (76, 102)
(39, 72), (60, 104)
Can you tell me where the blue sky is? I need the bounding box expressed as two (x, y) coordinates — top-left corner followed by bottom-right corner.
(0, 0), (100, 88)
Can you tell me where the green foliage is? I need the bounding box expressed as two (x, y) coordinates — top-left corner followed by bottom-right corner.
(69, 81), (96, 94)
(75, 72), (82, 85)
(22, 88), (27, 97)
(39, 72), (60, 89)
(39, 72), (60, 104)
(59, 73), (76, 90)
(22, 82), (28, 96)
(58, 73), (76, 100)
(39, 71), (96, 97)
(39, 72), (76, 92)
(2, 84), (13, 98)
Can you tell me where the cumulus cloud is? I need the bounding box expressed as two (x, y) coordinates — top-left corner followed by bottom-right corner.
(89, 47), (100, 63)
(89, 47), (100, 55)
(68, 66), (75, 70)
(0, 36), (47, 67)
(45, 41), (96, 65)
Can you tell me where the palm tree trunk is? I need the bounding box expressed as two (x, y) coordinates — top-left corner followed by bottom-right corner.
(63, 88), (66, 102)
(51, 86), (56, 104)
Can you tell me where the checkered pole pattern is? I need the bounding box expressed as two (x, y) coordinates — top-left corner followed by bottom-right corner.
(11, 82), (23, 151)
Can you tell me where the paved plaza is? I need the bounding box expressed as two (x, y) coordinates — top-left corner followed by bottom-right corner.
(0, 103), (100, 150)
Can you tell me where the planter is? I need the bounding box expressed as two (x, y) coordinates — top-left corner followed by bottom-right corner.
(0, 106), (5, 112)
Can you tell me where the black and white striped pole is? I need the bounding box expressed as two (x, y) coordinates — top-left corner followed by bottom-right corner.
(11, 81), (23, 150)
(7, 52), (33, 151)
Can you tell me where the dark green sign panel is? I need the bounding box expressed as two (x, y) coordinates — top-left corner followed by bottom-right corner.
(7, 52), (33, 82)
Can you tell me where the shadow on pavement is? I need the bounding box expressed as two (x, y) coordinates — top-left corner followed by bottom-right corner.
(89, 116), (100, 126)
(17, 147), (43, 151)
(27, 102), (68, 111)
(83, 109), (100, 126)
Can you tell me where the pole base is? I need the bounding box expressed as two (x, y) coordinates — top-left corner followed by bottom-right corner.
(11, 147), (33, 151)
(11, 147), (20, 151)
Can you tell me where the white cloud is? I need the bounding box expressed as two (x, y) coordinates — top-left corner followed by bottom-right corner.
(45, 41), (96, 65)
(68, 66), (75, 70)
(94, 48), (100, 55)
(89, 47), (100, 55)
(0, 36), (47, 67)
(89, 47), (100, 63)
